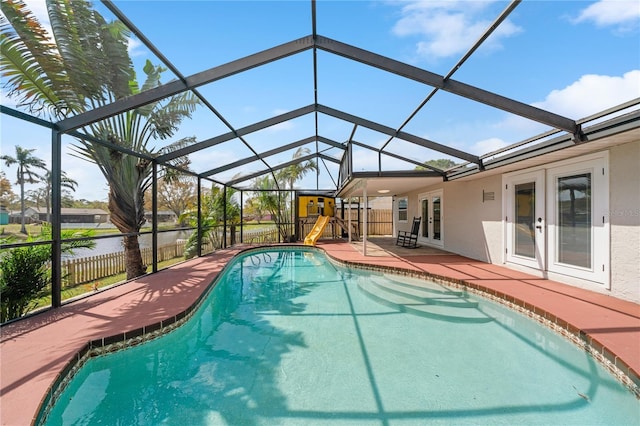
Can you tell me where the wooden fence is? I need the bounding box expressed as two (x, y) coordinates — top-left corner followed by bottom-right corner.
(241, 227), (280, 244)
(298, 209), (392, 240)
(61, 240), (213, 286)
(338, 209), (392, 236)
(61, 227), (282, 286)
(59, 213), (391, 287)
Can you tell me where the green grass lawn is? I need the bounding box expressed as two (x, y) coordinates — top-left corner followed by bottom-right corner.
(5, 221), (280, 319)
(1, 223), (121, 240)
(1, 222), (277, 240)
(0, 223), (200, 241)
(32, 256), (187, 311)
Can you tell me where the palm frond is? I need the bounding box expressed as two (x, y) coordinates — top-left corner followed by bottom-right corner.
(156, 136), (195, 168)
(0, 0), (68, 116)
(47, 0), (104, 102)
(147, 92), (201, 140)
(132, 60), (166, 117)
(95, 14), (134, 100)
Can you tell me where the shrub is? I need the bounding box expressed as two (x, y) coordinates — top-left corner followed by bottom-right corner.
(0, 243), (50, 322)
(0, 226), (95, 322)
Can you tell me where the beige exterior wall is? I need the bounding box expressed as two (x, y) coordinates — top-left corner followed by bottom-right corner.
(609, 140), (640, 302)
(442, 175), (503, 263)
(397, 174), (503, 263)
(393, 139), (640, 303)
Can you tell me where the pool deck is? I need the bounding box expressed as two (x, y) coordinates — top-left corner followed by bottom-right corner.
(1, 240), (639, 425)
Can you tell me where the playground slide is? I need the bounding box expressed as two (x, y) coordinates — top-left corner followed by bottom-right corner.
(304, 215), (330, 246)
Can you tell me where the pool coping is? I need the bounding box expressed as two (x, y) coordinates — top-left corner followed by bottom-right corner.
(2, 244), (638, 425)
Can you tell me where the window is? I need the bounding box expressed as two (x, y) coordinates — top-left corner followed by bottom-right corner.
(421, 199), (428, 238)
(556, 173), (591, 268)
(398, 197), (408, 222)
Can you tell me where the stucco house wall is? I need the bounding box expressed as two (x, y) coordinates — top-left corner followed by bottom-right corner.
(609, 140), (640, 302)
(398, 175), (503, 264)
(393, 139), (640, 303)
(439, 175), (503, 264)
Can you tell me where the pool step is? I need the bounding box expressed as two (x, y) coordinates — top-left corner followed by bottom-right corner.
(370, 276), (479, 310)
(375, 276), (473, 307)
(358, 277), (492, 324)
(382, 273), (464, 296)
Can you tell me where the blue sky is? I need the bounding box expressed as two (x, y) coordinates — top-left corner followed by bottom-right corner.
(1, 0), (639, 202)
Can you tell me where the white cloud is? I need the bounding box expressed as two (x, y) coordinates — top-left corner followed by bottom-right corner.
(532, 70), (640, 118)
(352, 147), (391, 171)
(264, 121), (294, 133)
(468, 137), (508, 156)
(573, 0), (640, 30)
(392, 0), (522, 59)
(262, 109), (296, 132)
(496, 70), (640, 139)
(127, 37), (147, 58)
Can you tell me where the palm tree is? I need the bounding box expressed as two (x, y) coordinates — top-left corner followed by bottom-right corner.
(275, 147), (318, 241)
(39, 170), (78, 223)
(1, 146), (47, 234)
(180, 184), (240, 258)
(278, 147), (317, 190)
(252, 174), (281, 234)
(1, 0), (198, 279)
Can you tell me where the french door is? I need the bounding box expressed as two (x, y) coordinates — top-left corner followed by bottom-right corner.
(546, 158), (608, 285)
(505, 170), (546, 270)
(504, 154), (609, 286)
(419, 190), (443, 247)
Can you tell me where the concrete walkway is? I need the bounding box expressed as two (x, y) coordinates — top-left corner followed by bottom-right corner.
(1, 242), (638, 425)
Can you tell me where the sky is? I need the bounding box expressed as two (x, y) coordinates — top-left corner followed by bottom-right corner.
(1, 0), (639, 202)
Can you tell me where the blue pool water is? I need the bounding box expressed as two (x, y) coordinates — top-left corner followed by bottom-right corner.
(42, 248), (638, 425)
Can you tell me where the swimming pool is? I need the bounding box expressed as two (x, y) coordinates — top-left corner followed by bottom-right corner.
(40, 247), (638, 425)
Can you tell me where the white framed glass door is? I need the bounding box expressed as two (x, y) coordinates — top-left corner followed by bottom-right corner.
(505, 170), (545, 270)
(503, 154), (609, 286)
(547, 156), (609, 285)
(419, 190), (443, 247)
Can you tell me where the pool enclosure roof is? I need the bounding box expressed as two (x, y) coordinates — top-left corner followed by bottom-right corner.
(2, 0), (639, 195)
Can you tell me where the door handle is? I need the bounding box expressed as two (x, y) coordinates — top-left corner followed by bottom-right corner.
(535, 217), (543, 230)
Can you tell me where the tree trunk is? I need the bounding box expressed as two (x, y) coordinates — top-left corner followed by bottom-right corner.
(230, 224), (236, 246)
(123, 234), (146, 279)
(107, 184), (147, 280)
